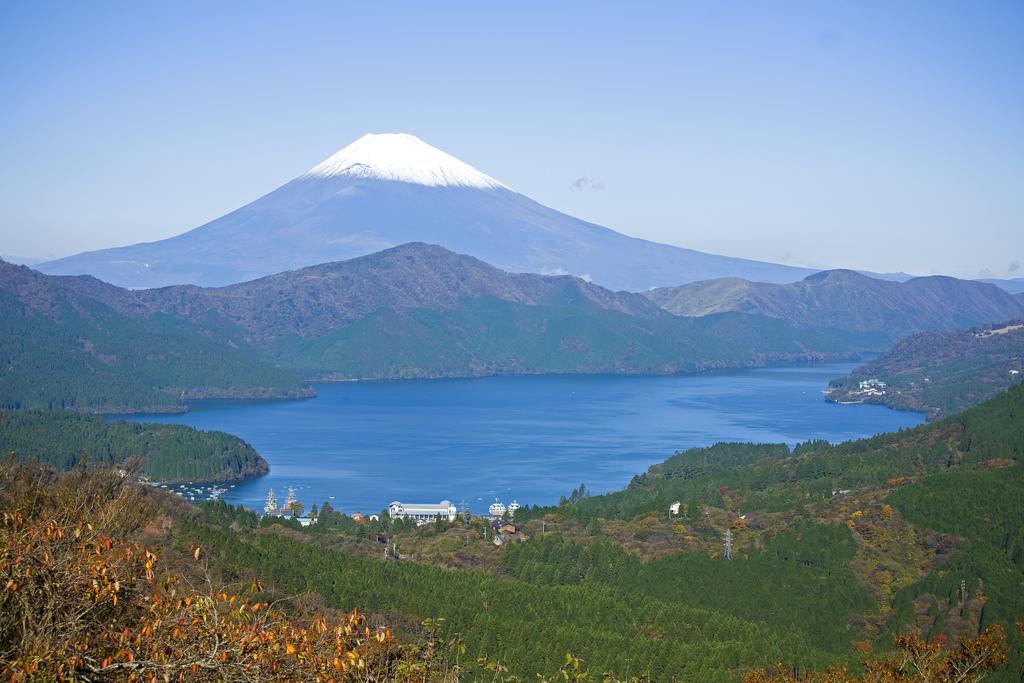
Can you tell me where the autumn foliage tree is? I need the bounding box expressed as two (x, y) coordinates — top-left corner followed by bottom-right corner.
(743, 625), (1010, 683)
(0, 460), (464, 682)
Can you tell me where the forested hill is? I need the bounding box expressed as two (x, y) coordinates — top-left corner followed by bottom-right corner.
(123, 242), (668, 341)
(644, 269), (1024, 345)
(827, 320), (1024, 418)
(497, 383), (1024, 677)
(0, 259), (311, 413)
(1, 248), (865, 394)
(0, 410), (267, 483)
(8, 242), (1021, 413)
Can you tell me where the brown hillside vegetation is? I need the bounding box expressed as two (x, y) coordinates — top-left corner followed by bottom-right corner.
(743, 625), (1011, 683)
(0, 462), (461, 682)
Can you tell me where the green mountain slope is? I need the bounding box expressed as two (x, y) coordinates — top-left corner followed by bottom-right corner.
(0, 263), (312, 413)
(270, 300), (860, 379)
(506, 383), (1024, 677)
(185, 516), (841, 680)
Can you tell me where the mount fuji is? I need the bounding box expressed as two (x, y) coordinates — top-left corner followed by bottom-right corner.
(40, 133), (815, 291)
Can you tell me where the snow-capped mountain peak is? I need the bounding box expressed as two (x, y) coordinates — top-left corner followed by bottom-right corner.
(40, 134), (818, 290)
(303, 133), (507, 189)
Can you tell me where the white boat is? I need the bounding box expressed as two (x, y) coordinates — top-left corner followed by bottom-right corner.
(507, 500), (520, 515)
(488, 499), (506, 516)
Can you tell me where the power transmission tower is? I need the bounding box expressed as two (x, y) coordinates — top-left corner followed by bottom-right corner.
(724, 528), (733, 560)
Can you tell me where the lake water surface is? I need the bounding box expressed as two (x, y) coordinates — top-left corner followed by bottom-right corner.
(128, 362), (924, 515)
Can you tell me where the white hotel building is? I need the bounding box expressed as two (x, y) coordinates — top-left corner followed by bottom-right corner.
(388, 500), (458, 524)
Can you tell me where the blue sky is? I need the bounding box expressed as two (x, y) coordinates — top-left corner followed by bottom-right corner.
(1, 1), (1022, 277)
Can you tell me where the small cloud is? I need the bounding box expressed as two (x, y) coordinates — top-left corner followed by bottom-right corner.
(570, 175), (606, 191)
(1008, 259), (1020, 273)
(538, 266), (591, 282)
(539, 267), (570, 277)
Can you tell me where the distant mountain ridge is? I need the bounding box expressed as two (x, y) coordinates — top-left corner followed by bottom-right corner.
(10, 244), (1023, 411)
(103, 243), (856, 379)
(645, 269), (1024, 345)
(2, 245), (866, 410)
(113, 243), (667, 343)
(975, 277), (1024, 295)
(38, 133), (816, 291)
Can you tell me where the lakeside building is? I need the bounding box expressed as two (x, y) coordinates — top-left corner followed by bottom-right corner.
(388, 500), (458, 524)
(856, 378), (888, 396)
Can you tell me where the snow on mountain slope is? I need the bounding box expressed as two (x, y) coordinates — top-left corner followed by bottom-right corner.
(305, 133), (507, 189)
(40, 133), (815, 291)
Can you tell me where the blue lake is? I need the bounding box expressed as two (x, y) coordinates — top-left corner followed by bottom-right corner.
(125, 361), (924, 515)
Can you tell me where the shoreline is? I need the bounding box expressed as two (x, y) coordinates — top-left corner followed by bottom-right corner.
(117, 353), (870, 417)
(141, 462), (270, 488)
(824, 390), (933, 420)
(98, 387), (317, 418)
(304, 350), (865, 385)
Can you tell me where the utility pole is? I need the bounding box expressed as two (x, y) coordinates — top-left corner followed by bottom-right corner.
(724, 528), (733, 560)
